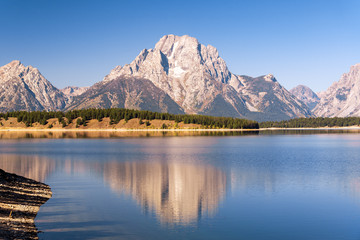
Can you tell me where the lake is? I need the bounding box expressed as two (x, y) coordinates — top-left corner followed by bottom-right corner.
(1, 130), (360, 239)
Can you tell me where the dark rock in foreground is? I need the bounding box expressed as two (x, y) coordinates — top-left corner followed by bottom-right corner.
(0, 169), (52, 240)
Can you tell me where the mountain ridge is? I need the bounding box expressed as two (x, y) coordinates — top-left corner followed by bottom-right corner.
(290, 85), (320, 111)
(313, 64), (360, 117)
(4, 34), (359, 121)
(87, 34), (313, 121)
(0, 60), (67, 112)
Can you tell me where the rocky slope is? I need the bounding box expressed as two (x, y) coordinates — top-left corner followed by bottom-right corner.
(314, 64), (360, 117)
(61, 86), (89, 97)
(290, 85), (320, 110)
(237, 75), (312, 121)
(65, 77), (184, 114)
(0, 169), (52, 239)
(0, 61), (67, 112)
(70, 34), (312, 121)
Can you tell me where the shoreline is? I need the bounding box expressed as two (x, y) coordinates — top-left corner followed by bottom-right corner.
(0, 169), (52, 239)
(260, 126), (360, 130)
(0, 126), (359, 132)
(0, 128), (259, 132)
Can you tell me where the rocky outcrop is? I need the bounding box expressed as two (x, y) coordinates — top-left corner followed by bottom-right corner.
(0, 169), (52, 239)
(290, 85), (320, 110)
(314, 64), (360, 117)
(61, 86), (89, 97)
(0, 61), (67, 112)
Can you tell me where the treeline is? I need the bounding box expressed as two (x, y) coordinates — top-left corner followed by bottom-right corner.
(260, 117), (360, 128)
(0, 108), (259, 129)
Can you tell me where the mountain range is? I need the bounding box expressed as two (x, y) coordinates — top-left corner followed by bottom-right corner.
(0, 60), (66, 112)
(0, 34), (359, 121)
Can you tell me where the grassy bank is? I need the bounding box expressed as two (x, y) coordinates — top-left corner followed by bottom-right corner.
(0, 108), (259, 130)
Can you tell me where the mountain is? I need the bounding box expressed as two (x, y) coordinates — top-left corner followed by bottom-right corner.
(65, 76), (184, 114)
(236, 75), (312, 121)
(0, 60), (66, 112)
(61, 86), (89, 97)
(100, 35), (250, 117)
(71, 34), (312, 121)
(0, 36), (314, 121)
(314, 64), (360, 117)
(290, 85), (320, 110)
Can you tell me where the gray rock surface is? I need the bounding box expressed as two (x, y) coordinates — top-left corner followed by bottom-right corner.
(65, 76), (184, 114)
(314, 64), (360, 117)
(290, 85), (320, 110)
(239, 75), (313, 121)
(98, 35), (312, 121)
(0, 61), (67, 112)
(61, 86), (89, 97)
(0, 169), (52, 240)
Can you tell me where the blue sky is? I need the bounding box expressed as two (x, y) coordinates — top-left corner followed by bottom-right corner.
(1, 0), (359, 92)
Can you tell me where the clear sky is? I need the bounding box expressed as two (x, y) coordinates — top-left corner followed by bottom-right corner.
(1, 0), (359, 92)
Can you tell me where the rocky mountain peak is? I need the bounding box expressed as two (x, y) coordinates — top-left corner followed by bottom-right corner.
(154, 34), (199, 54)
(155, 34), (220, 61)
(350, 63), (360, 71)
(290, 85), (319, 110)
(0, 60), (25, 82)
(0, 60), (67, 112)
(100, 35), (236, 114)
(93, 34), (313, 121)
(153, 34), (229, 82)
(103, 35), (232, 84)
(346, 63), (360, 81)
(291, 85), (317, 95)
(7, 60), (21, 67)
(313, 63), (360, 117)
(264, 74), (277, 82)
(0, 60), (41, 80)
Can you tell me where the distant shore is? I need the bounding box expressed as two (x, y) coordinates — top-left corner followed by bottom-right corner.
(0, 128), (258, 132)
(260, 126), (360, 130)
(0, 126), (359, 132)
(1, 117), (360, 133)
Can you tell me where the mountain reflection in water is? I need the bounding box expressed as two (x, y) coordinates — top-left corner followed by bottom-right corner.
(103, 161), (226, 225)
(0, 154), (227, 225)
(0, 155), (55, 182)
(2, 135), (360, 239)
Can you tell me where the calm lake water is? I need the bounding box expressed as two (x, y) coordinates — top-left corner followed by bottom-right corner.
(1, 130), (360, 239)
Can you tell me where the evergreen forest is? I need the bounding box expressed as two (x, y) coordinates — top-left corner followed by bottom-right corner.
(0, 108), (259, 129)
